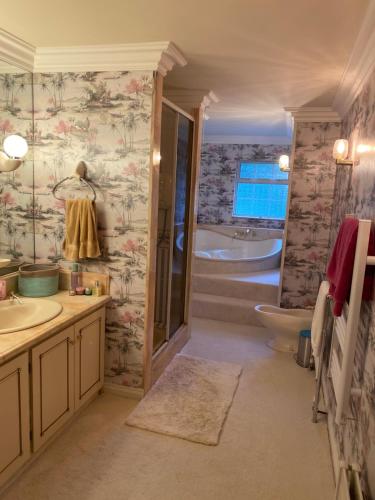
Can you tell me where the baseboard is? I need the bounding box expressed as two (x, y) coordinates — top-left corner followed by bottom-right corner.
(104, 382), (144, 400)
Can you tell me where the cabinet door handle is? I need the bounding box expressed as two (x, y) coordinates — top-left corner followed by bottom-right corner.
(67, 338), (75, 345)
(77, 333), (82, 339)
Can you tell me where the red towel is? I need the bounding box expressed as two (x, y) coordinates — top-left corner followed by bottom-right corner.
(327, 218), (375, 316)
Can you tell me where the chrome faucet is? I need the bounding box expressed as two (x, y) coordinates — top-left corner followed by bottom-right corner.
(10, 291), (23, 305)
(233, 228), (252, 240)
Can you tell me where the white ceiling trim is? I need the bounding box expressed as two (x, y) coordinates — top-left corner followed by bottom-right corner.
(33, 41), (186, 75)
(164, 88), (219, 111)
(0, 28), (35, 72)
(0, 29), (186, 76)
(333, 0), (375, 118)
(203, 135), (291, 145)
(285, 107), (341, 123)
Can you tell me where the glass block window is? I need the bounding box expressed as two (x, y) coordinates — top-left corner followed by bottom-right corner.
(233, 162), (289, 219)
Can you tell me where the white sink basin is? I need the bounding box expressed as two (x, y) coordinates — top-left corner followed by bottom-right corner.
(0, 298), (63, 334)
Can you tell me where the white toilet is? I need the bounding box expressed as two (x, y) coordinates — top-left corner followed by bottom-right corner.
(254, 304), (314, 353)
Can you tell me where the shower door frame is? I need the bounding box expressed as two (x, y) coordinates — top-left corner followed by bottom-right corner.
(152, 98), (194, 358)
(143, 76), (203, 392)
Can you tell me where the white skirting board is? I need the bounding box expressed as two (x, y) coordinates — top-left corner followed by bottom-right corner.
(104, 382), (144, 400)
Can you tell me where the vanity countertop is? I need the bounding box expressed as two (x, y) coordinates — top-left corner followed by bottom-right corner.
(0, 291), (111, 364)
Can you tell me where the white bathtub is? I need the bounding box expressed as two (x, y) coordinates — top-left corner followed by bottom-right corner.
(193, 227), (282, 274)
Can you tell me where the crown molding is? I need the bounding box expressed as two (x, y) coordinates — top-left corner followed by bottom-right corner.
(333, 0), (375, 118)
(0, 28), (35, 72)
(33, 41), (186, 75)
(164, 88), (219, 112)
(285, 106), (341, 123)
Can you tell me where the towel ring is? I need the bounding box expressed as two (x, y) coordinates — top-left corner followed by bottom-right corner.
(52, 161), (97, 201)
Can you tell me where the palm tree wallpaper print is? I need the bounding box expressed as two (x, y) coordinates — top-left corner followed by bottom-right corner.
(280, 121), (341, 309)
(0, 70), (154, 389)
(323, 69), (375, 498)
(198, 143), (290, 229)
(0, 72), (34, 262)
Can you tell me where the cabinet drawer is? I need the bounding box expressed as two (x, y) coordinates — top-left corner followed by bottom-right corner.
(0, 352), (30, 488)
(32, 326), (75, 451)
(75, 308), (105, 409)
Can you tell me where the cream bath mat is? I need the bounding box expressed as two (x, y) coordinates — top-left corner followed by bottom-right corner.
(126, 354), (242, 445)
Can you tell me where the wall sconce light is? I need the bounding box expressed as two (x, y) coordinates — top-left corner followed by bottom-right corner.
(332, 139), (353, 166)
(279, 154), (290, 172)
(356, 143), (375, 155)
(0, 134), (28, 172)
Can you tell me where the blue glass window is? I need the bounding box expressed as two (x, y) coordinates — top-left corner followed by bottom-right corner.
(233, 162), (288, 219)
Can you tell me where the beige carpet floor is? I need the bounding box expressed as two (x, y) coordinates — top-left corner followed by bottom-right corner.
(1, 318), (335, 500)
(126, 354), (242, 445)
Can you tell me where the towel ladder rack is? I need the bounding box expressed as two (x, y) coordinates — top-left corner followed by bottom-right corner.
(329, 218), (374, 425)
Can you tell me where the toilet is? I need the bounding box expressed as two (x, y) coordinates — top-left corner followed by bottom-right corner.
(254, 304), (314, 353)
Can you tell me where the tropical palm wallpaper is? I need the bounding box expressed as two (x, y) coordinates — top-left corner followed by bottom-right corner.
(0, 71), (34, 262)
(280, 122), (341, 309)
(198, 143), (290, 229)
(0, 70), (154, 389)
(33, 71), (153, 388)
(323, 69), (375, 499)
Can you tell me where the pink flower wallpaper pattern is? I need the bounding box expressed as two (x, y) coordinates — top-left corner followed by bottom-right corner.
(280, 121), (341, 309)
(324, 68), (375, 499)
(0, 71), (34, 262)
(33, 71), (154, 388)
(198, 143), (290, 229)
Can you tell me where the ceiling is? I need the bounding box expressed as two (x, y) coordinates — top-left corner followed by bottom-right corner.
(1, 0), (370, 140)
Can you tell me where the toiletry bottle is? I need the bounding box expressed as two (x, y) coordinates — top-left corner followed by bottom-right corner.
(92, 280), (102, 297)
(71, 262), (80, 290)
(0, 280), (6, 300)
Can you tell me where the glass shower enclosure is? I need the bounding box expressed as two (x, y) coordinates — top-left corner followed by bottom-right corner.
(153, 99), (194, 353)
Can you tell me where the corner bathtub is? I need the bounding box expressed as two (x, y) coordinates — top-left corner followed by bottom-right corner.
(193, 228), (282, 274)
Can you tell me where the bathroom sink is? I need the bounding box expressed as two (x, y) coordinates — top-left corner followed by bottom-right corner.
(0, 297), (63, 334)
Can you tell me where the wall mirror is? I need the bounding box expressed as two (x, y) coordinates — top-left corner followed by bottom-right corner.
(0, 59), (34, 276)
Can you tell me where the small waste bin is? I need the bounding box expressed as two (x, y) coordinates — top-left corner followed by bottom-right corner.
(296, 329), (312, 368)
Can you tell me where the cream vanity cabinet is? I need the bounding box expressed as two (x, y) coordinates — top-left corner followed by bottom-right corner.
(0, 353), (30, 486)
(0, 304), (106, 490)
(31, 308), (105, 451)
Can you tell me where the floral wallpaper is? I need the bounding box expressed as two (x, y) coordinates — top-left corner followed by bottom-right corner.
(323, 68), (375, 499)
(0, 71), (34, 262)
(280, 122), (341, 308)
(32, 71), (154, 388)
(198, 143), (290, 229)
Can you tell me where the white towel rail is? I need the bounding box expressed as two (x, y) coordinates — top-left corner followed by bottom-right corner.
(330, 218), (374, 424)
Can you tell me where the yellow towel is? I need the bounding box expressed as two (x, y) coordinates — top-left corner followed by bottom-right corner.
(63, 199), (101, 261)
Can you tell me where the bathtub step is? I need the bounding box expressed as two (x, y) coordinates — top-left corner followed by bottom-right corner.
(192, 292), (265, 325)
(193, 270), (279, 303)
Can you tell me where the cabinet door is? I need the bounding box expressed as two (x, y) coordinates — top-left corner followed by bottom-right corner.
(32, 326), (75, 451)
(74, 308), (105, 409)
(0, 352), (30, 488)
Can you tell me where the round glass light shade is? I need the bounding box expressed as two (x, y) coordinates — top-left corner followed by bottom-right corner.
(279, 154), (290, 172)
(332, 139), (348, 161)
(3, 134), (28, 158)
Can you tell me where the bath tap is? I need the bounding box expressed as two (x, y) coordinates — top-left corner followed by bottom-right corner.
(233, 228), (251, 240)
(10, 291), (23, 305)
